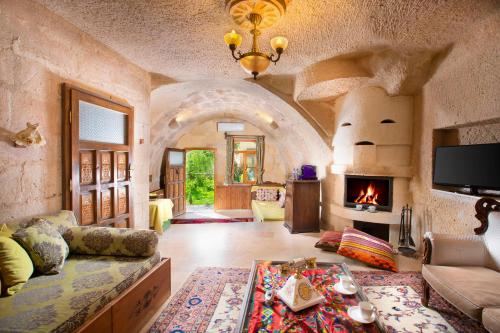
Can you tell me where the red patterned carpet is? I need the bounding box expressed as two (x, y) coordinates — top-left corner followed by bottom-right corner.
(149, 267), (486, 333)
(171, 218), (253, 224)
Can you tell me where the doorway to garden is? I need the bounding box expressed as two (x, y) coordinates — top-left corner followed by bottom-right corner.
(185, 148), (215, 212)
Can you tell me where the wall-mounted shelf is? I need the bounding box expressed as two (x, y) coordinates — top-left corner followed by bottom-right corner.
(330, 164), (412, 178)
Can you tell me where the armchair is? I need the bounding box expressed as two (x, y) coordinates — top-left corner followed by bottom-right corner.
(422, 198), (500, 332)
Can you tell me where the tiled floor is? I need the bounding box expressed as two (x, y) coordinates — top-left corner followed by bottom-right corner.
(142, 220), (422, 331)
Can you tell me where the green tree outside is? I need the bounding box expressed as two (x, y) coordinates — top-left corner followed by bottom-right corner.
(186, 150), (215, 206)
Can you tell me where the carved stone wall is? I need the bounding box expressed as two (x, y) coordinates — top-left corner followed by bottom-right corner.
(411, 14), (500, 237)
(0, 0), (151, 228)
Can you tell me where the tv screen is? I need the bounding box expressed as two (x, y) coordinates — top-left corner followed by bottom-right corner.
(433, 143), (500, 190)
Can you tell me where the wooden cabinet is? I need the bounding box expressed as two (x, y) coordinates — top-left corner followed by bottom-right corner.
(214, 185), (251, 210)
(284, 180), (320, 233)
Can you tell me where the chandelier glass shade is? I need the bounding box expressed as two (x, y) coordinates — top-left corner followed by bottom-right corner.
(224, 13), (288, 79)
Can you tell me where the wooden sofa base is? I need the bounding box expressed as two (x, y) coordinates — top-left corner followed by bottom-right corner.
(76, 257), (171, 333)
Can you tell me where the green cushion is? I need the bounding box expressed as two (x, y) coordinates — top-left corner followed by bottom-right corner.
(12, 221), (69, 275)
(0, 236), (34, 296)
(31, 210), (78, 234)
(64, 226), (158, 257)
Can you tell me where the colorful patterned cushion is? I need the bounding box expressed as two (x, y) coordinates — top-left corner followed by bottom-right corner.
(30, 210), (78, 235)
(12, 221), (69, 275)
(0, 236), (34, 296)
(337, 227), (397, 272)
(63, 226), (158, 257)
(315, 231), (343, 252)
(256, 188), (279, 201)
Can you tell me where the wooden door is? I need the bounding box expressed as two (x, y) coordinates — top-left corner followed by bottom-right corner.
(62, 84), (134, 228)
(163, 148), (186, 217)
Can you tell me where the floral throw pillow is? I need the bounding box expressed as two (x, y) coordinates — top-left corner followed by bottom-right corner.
(30, 210), (78, 235)
(63, 226), (158, 257)
(256, 188), (279, 201)
(12, 220), (69, 275)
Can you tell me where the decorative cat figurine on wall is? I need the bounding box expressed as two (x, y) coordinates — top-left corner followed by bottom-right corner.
(10, 122), (46, 147)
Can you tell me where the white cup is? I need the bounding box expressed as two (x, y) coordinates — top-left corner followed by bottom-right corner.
(368, 205), (376, 212)
(359, 301), (375, 320)
(340, 274), (353, 290)
(355, 204), (363, 211)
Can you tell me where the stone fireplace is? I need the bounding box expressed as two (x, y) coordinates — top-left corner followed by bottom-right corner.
(328, 86), (414, 247)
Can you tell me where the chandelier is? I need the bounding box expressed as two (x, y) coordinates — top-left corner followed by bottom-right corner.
(224, 0), (290, 79)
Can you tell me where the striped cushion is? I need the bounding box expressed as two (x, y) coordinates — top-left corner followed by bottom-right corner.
(337, 227), (397, 272)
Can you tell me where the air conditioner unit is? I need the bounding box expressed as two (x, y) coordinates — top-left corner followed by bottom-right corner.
(217, 122), (245, 132)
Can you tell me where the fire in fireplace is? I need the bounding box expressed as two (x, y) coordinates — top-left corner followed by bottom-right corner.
(344, 175), (393, 212)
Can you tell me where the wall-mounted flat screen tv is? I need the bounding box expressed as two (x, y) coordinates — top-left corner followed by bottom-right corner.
(433, 143), (500, 192)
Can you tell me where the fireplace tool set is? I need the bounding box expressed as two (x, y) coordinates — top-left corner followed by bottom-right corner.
(398, 204), (416, 256)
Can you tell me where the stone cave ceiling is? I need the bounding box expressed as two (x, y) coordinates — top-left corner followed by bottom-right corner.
(35, 0), (498, 82)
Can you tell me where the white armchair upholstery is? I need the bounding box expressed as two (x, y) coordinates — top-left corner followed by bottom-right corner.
(422, 198), (500, 333)
(423, 232), (488, 267)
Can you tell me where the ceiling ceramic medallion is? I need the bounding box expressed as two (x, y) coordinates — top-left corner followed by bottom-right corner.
(226, 0), (291, 30)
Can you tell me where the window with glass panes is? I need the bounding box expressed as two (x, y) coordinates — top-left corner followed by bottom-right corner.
(233, 139), (257, 184)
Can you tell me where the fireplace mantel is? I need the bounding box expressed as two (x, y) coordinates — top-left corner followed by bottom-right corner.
(330, 164), (412, 178)
(331, 204), (401, 225)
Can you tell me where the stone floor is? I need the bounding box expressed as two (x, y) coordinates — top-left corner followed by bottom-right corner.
(157, 220), (422, 294)
(142, 220), (422, 332)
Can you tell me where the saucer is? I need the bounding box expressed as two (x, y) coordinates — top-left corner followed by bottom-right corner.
(333, 282), (357, 295)
(347, 306), (376, 324)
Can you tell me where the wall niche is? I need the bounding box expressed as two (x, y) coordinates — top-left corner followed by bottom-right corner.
(432, 120), (500, 197)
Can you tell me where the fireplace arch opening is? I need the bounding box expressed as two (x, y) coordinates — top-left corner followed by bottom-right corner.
(355, 141), (374, 145)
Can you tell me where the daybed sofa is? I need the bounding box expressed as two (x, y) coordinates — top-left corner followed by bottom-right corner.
(251, 183), (285, 222)
(422, 198), (500, 333)
(0, 211), (171, 333)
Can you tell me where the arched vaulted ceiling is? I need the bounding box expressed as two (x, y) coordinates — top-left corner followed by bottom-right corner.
(150, 79), (332, 180)
(33, 0), (499, 179)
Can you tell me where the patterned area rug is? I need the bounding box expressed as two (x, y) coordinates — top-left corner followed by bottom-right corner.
(149, 267), (486, 333)
(171, 218), (253, 224)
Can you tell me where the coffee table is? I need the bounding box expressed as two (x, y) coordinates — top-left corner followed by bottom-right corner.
(235, 260), (386, 332)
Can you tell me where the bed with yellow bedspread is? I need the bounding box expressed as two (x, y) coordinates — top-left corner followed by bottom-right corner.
(251, 185), (285, 222)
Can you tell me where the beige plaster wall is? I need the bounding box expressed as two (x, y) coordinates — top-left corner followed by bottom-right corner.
(411, 13), (500, 237)
(0, 0), (151, 228)
(175, 120), (287, 185)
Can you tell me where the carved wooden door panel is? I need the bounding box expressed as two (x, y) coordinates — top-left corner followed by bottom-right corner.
(163, 148), (186, 217)
(63, 84), (134, 228)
